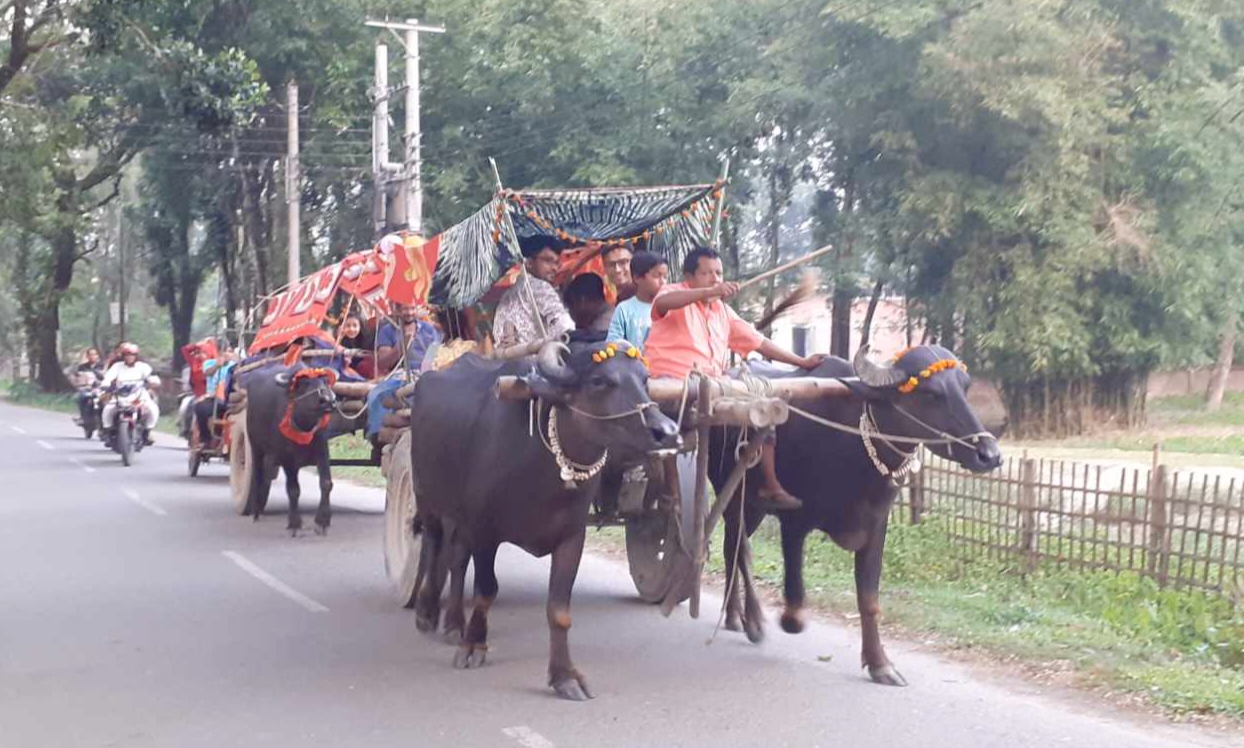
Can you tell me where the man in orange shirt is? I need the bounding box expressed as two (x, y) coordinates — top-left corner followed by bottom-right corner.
(646, 247), (825, 510)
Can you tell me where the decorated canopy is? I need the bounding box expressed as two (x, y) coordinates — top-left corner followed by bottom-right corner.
(248, 181), (724, 352)
(428, 182), (723, 307)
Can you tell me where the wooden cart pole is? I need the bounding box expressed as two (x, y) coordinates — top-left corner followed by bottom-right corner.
(711, 158), (730, 248)
(689, 373), (712, 619)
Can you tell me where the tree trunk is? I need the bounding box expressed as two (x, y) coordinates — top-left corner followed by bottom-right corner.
(170, 286), (198, 372)
(33, 182), (81, 392)
(1206, 307), (1238, 411)
(829, 176), (855, 358)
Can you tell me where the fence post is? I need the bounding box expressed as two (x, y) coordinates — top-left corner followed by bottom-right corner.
(1146, 463), (1171, 586)
(1019, 458), (1038, 572)
(909, 466), (924, 525)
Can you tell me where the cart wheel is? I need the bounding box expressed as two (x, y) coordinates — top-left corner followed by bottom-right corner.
(383, 432), (422, 608)
(229, 415), (252, 515)
(625, 453), (697, 605)
(187, 417), (202, 477)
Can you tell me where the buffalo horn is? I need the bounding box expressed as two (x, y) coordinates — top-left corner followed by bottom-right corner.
(536, 340), (576, 386)
(852, 345), (910, 389)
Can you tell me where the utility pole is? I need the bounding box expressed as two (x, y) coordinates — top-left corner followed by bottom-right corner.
(365, 17), (444, 236)
(371, 43), (391, 237)
(286, 79), (301, 283)
(117, 210), (126, 343)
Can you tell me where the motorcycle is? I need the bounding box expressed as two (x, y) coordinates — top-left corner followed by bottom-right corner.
(107, 383), (151, 467)
(71, 371), (103, 439)
(75, 385), (104, 439)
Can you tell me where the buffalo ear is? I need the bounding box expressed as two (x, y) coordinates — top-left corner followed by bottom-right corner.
(520, 373), (572, 404)
(840, 376), (893, 402)
(273, 372), (291, 386)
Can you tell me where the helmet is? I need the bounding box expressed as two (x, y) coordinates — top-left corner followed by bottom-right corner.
(120, 342), (140, 356)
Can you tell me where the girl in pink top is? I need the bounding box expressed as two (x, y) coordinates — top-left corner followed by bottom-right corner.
(646, 247), (825, 510)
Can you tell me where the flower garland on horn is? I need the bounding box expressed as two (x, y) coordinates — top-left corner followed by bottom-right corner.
(896, 358), (966, 395)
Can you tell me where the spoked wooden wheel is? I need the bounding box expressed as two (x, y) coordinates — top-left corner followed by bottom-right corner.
(187, 417), (202, 477)
(625, 453), (697, 605)
(229, 415), (252, 515)
(383, 431), (422, 608)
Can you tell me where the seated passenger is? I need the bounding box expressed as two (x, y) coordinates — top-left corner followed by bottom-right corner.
(366, 302), (443, 439)
(646, 246), (825, 511)
(602, 243), (636, 303)
(375, 302), (441, 377)
(337, 313), (374, 379)
(564, 273), (612, 344)
(492, 242), (574, 350)
(193, 344), (238, 445)
(607, 250), (668, 351)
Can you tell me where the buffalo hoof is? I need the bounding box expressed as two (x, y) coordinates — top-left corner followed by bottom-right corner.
(415, 612), (438, 634)
(780, 608), (806, 634)
(867, 663), (908, 687)
(551, 674), (594, 702)
(442, 627), (463, 645)
(744, 617), (765, 644)
(313, 523), (327, 537)
(724, 613), (743, 632)
(452, 645), (488, 670)
(288, 527), (300, 538)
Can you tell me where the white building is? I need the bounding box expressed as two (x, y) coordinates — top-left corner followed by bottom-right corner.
(768, 295), (921, 358)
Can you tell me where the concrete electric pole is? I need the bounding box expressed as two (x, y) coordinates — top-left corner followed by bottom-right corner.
(364, 17), (444, 237)
(286, 79), (301, 284)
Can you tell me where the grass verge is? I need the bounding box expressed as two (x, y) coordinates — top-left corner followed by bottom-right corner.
(328, 431), (387, 488)
(591, 512), (1244, 721)
(1, 380), (180, 435)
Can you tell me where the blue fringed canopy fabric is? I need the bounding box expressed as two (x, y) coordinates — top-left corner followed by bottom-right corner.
(428, 183), (722, 307)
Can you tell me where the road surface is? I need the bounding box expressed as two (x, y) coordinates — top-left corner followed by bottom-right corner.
(0, 401), (1237, 748)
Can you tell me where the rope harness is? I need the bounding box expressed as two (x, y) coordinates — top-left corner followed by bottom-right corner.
(782, 392), (993, 485)
(278, 368), (338, 446)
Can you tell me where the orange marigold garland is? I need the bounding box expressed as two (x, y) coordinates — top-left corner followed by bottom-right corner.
(896, 358), (964, 394)
(591, 342), (648, 369)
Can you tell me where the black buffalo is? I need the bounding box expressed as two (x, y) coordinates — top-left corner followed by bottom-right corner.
(241, 364), (338, 536)
(408, 341), (680, 701)
(714, 345), (1002, 686)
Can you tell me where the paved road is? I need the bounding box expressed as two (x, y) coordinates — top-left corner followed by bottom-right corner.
(1, 401), (1238, 748)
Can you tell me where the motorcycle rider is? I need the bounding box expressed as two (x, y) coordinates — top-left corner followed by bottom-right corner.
(71, 348), (104, 427)
(101, 342), (160, 447)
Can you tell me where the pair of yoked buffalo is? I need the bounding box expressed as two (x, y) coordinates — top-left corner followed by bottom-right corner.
(404, 339), (1002, 701)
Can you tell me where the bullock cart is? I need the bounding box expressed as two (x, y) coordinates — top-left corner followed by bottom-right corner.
(369, 175), (853, 615)
(223, 232), (434, 516)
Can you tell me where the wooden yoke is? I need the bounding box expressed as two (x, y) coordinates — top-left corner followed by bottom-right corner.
(492, 374), (851, 409)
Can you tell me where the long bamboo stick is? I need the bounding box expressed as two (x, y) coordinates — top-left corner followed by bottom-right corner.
(736, 244), (833, 291)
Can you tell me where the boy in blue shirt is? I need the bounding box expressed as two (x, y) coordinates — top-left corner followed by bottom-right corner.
(607, 250), (668, 351)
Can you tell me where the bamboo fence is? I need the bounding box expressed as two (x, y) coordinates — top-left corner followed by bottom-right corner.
(896, 451), (1244, 600)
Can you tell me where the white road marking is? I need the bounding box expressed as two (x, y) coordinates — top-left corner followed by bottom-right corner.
(11, 425), (26, 434)
(122, 488), (166, 516)
(502, 727), (556, 748)
(36, 439), (55, 451)
(68, 458), (96, 474)
(221, 551), (329, 613)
